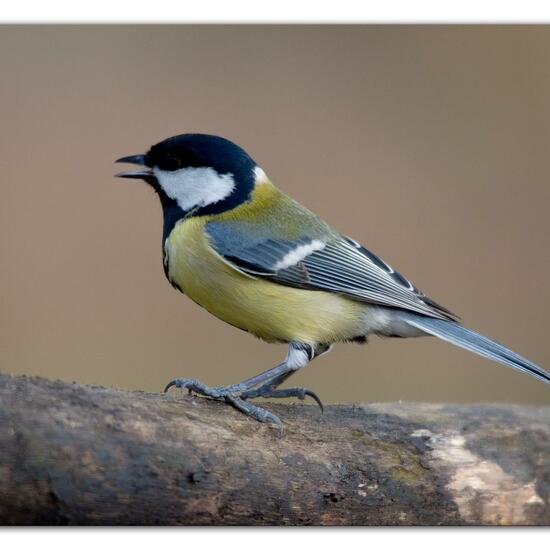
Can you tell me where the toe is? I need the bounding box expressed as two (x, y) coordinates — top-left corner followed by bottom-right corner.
(163, 378), (195, 393)
(225, 395), (284, 432)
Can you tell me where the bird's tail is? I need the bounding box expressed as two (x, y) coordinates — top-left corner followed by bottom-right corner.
(399, 312), (550, 384)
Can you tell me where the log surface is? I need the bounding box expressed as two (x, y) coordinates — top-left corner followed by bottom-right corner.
(0, 373), (549, 525)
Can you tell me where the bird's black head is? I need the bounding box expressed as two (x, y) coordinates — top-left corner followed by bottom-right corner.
(116, 134), (261, 219)
(146, 134), (257, 179)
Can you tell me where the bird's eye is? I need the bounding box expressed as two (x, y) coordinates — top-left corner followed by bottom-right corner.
(159, 155), (181, 171)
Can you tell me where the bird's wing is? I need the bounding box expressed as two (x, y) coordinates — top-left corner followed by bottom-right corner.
(206, 220), (458, 320)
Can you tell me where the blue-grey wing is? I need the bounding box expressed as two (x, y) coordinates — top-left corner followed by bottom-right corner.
(206, 220), (457, 320)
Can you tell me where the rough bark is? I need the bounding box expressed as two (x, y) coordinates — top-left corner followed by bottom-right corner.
(0, 373), (549, 525)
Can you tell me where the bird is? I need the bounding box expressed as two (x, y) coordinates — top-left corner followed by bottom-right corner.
(116, 133), (549, 430)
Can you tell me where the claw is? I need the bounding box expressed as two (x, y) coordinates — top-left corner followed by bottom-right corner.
(302, 389), (325, 413)
(266, 412), (284, 434)
(164, 379), (177, 393)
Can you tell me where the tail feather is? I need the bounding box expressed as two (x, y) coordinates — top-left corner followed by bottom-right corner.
(401, 313), (550, 385)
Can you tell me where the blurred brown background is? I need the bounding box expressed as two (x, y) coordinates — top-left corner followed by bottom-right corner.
(1, 25), (549, 404)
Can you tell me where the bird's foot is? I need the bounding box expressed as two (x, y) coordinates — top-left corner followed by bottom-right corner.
(163, 377), (324, 431)
(164, 378), (285, 431)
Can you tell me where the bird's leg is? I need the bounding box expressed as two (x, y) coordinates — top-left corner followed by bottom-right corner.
(164, 342), (329, 429)
(240, 343), (332, 412)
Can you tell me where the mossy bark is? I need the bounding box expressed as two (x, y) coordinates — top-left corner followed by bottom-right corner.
(0, 373), (549, 525)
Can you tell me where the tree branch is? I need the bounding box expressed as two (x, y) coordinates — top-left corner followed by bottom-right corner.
(0, 373), (549, 525)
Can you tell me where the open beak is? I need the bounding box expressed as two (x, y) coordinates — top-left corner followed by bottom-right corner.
(115, 154), (154, 179)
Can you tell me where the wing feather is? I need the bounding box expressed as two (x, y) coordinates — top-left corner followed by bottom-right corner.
(206, 221), (457, 320)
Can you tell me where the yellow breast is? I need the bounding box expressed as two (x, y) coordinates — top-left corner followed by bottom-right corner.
(164, 218), (366, 344)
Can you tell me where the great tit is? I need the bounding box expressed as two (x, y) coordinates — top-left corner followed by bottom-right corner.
(116, 133), (549, 429)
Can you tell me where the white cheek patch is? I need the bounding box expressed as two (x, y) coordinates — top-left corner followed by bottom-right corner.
(153, 166), (236, 211)
(274, 240), (326, 270)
